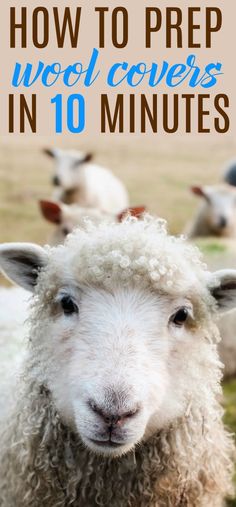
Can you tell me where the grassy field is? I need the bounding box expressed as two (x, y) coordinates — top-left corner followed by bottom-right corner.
(0, 136), (236, 502)
(1, 137), (236, 244)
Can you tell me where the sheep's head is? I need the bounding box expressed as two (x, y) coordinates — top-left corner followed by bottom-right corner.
(191, 184), (236, 236)
(1, 218), (236, 458)
(39, 200), (147, 243)
(39, 200), (106, 240)
(43, 148), (93, 191)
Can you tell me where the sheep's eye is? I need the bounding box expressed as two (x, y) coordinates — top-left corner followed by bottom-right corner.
(62, 227), (70, 236)
(61, 296), (78, 316)
(171, 308), (189, 327)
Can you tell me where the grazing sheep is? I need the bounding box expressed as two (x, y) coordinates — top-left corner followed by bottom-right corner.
(39, 199), (146, 245)
(0, 217), (235, 506)
(186, 184), (236, 238)
(43, 148), (129, 213)
(223, 159), (236, 187)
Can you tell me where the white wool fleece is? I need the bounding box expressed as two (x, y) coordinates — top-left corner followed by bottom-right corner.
(43, 217), (208, 295)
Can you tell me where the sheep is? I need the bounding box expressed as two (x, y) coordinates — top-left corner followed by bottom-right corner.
(43, 147), (129, 213)
(39, 199), (146, 245)
(186, 184), (236, 238)
(0, 217), (235, 507)
(39, 199), (115, 245)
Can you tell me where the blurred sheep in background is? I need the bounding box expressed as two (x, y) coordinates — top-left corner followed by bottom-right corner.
(39, 200), (146, 245)
(186, 184), (236, 238)
(43, 147), (129, 213)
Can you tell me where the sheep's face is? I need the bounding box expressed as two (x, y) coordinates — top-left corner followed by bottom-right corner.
(44, 148), (93, 191)
(35, 284), (205, 457)
(2, 221), (236, 457)
(191, 185), (236, 236)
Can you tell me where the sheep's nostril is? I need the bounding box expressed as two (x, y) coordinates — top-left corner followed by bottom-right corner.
(88, 400), (140, 426)
(62, 227), (70, 236)
(52, 175), (60, 186)
(218, 216), (227, 229)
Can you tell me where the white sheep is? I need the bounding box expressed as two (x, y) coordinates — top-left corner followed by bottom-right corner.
(39, 199), (146, 244)
(186, 184), (236, 238)
(43, 147), (129, 213)
(0, 217), (235, 506)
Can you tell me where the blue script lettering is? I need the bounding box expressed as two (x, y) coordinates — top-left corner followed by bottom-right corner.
(12, 61), (44, 87)
(106, 54), (223, 89)
(12, 48), (100, 88)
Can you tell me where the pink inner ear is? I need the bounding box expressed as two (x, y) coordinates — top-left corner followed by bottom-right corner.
(83, 153), (93, 163)
(190, 186), (205, 198)
(43, 148), (55, 158)
(39, 201), (62, 224)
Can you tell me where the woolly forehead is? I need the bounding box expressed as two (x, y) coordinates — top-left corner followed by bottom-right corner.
(37, 219), (209, 305)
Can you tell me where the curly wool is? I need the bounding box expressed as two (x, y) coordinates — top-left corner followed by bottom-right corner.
(0, 217), (235, 506)
(0, 381), (234, 507)
(36, 216), (209, 301)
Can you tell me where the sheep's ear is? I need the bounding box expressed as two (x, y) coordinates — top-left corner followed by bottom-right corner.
(0, 243), (47, 292)
(208, 270), (236, 313)
(190, 186), (207, 198)
(43, 148), (61, 159)
(39, 200), (62, 224)
(73, 153), (93, 167)
(83, 153), (93, 163)
(43, 148), (55, 158)
(117, 206), (147, 222)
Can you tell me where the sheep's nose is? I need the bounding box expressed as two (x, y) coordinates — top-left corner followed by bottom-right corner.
(62, 227), (70, 236)
(89, 401), (140, 426)
(52, 175), (60, 186)
(218, 216), (227, 229)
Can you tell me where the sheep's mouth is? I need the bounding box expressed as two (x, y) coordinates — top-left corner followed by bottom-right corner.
(88, 438), (124, 448)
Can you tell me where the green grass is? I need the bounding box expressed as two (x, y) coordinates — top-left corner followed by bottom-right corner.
(199, 242), (228, 255)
